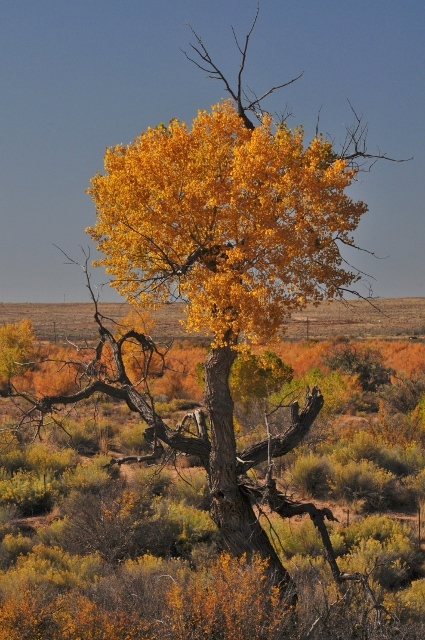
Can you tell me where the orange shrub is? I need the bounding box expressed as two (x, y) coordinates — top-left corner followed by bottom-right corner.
(166, 554), (288, 640)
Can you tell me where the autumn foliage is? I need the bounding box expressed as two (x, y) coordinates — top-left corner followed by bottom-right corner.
(87, 101), (367, 344)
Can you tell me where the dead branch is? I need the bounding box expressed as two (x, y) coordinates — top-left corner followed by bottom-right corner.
(182, 2), (303, 129)
(236, 386), (324, 472)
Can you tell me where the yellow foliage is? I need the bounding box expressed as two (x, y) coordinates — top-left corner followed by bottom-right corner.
(87, 101), (367, 344)
(0, 319), (34, 382)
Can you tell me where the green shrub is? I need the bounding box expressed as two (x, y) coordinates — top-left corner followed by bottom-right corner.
(339, 533), (421, 590)
(0, 544), (103, 595)
(116, 421), (151, 455)
(331, 432), (413, 477)
(0, 532), (34, 568)
(52, 418), (112, 454)
(263, 514), (324, 559)
(62, 456), (117, 494)
(399, 578), (425, 618)
(276, 367), (355, 416)
(0, 469), (62, 515)
(291, 453), (332, 498)
(164, 467), (209, 508)
(330, 459), (414, 512)
(343, 514), (414, 548)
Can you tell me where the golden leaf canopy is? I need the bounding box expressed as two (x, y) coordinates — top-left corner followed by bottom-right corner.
(87, 100), (367, 344)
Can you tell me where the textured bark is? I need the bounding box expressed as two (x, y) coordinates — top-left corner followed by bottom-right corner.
(204, 345), (296, 598)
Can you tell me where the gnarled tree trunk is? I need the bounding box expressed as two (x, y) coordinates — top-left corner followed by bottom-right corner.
(204, 345), (296, 598)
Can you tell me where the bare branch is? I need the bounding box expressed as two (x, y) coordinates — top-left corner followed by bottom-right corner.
(182, 5), (302, 131)
(236, 386), (324, 472)
(338, 100), (412, 169)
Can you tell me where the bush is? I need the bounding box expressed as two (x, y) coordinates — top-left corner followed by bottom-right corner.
(165, 554), (287, 640)
(380, 375), (425, 414)
(0, 469), (62, 516)
(400, 578), (425, 618)
(62, 456), (117, 494)
(290, 453), (332, 498)
(325, 344), (393, 392)
(52, 418), (112, 454)
(230, 349), (293, 409)
(330, 459), (414, 512)
(0, 533), (34, 569)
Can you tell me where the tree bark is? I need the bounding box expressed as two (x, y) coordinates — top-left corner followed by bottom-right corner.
(204, 345), (296, 599)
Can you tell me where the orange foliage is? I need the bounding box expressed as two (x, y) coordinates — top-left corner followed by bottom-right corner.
(0, 588), (154, 640)
(166, 554), (287, 640)
(31, 346), (83, 397)
(150, 342), (205, 401)
(272, 340), (330, 376)
(374, 340), (425, 378)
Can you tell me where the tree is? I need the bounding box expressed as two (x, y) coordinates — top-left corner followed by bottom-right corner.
(84, 84), (370, 599)
(2, 7), (403, 606)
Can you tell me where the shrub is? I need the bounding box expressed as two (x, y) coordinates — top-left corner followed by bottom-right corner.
(230, 349), (293, 409)
(330, 459), (413, 512)
(52, 418), (112, 454)
(276, 367), (357, 416)
(165, 554), (287, 640)
(381, 375), (425, 414)
(339, 534), (420, 590)
(325, 343), (393, 392)
(263, 514), (324, 559)
(399, 578), (425, 618)
(330, 431), (414, 477)
(0, 533), (34, 569)
(115, 421), (152, 455)
(164, 467), (209, 509)
(290, 453), (332, 498)
(62, 456), (117, 494)
(0, 544), (103, 595)
(0, 319), (34, 383)
(0, 469), (62, 515)
(338, 515), (422, 590)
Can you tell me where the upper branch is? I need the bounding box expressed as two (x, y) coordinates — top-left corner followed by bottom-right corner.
(338, 100), (412, 170)
(182, 3), (302, 130)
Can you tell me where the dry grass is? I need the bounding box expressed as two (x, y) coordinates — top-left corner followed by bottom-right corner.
(1, 297), (424, 343)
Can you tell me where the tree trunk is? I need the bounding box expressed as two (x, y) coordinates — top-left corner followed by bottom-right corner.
(204, 345), (296, 599)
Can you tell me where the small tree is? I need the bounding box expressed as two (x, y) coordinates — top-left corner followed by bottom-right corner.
(325, 344), (393, 392)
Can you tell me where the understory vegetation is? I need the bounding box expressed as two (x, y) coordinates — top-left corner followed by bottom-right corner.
(2, 322), (425, 637)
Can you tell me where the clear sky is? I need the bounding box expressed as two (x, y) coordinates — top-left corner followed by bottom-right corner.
(1, 0), (424, 303)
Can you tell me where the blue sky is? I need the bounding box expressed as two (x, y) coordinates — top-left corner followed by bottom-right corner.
(1, 0), (424, 302)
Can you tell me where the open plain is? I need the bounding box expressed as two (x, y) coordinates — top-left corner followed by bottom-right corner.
(1, 297), (424, 343)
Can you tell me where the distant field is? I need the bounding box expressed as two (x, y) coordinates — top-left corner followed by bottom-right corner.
(0, 297), (424, 343)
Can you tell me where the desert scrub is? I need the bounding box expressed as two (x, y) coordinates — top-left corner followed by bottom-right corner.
(61, 455), (118, 494)
(0, 532), (34, 569)
(337, 515), (422, 590)
(114, 420), (151, 455)
(0, 468), (63, 515)
(275, 367), (357, 416)
(0, 544), (103, 595)
(330, 459), (415, 512)
(164, 554), (286, 640)
(51, 417), (113, 454)
(290, 452), (332, 498)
